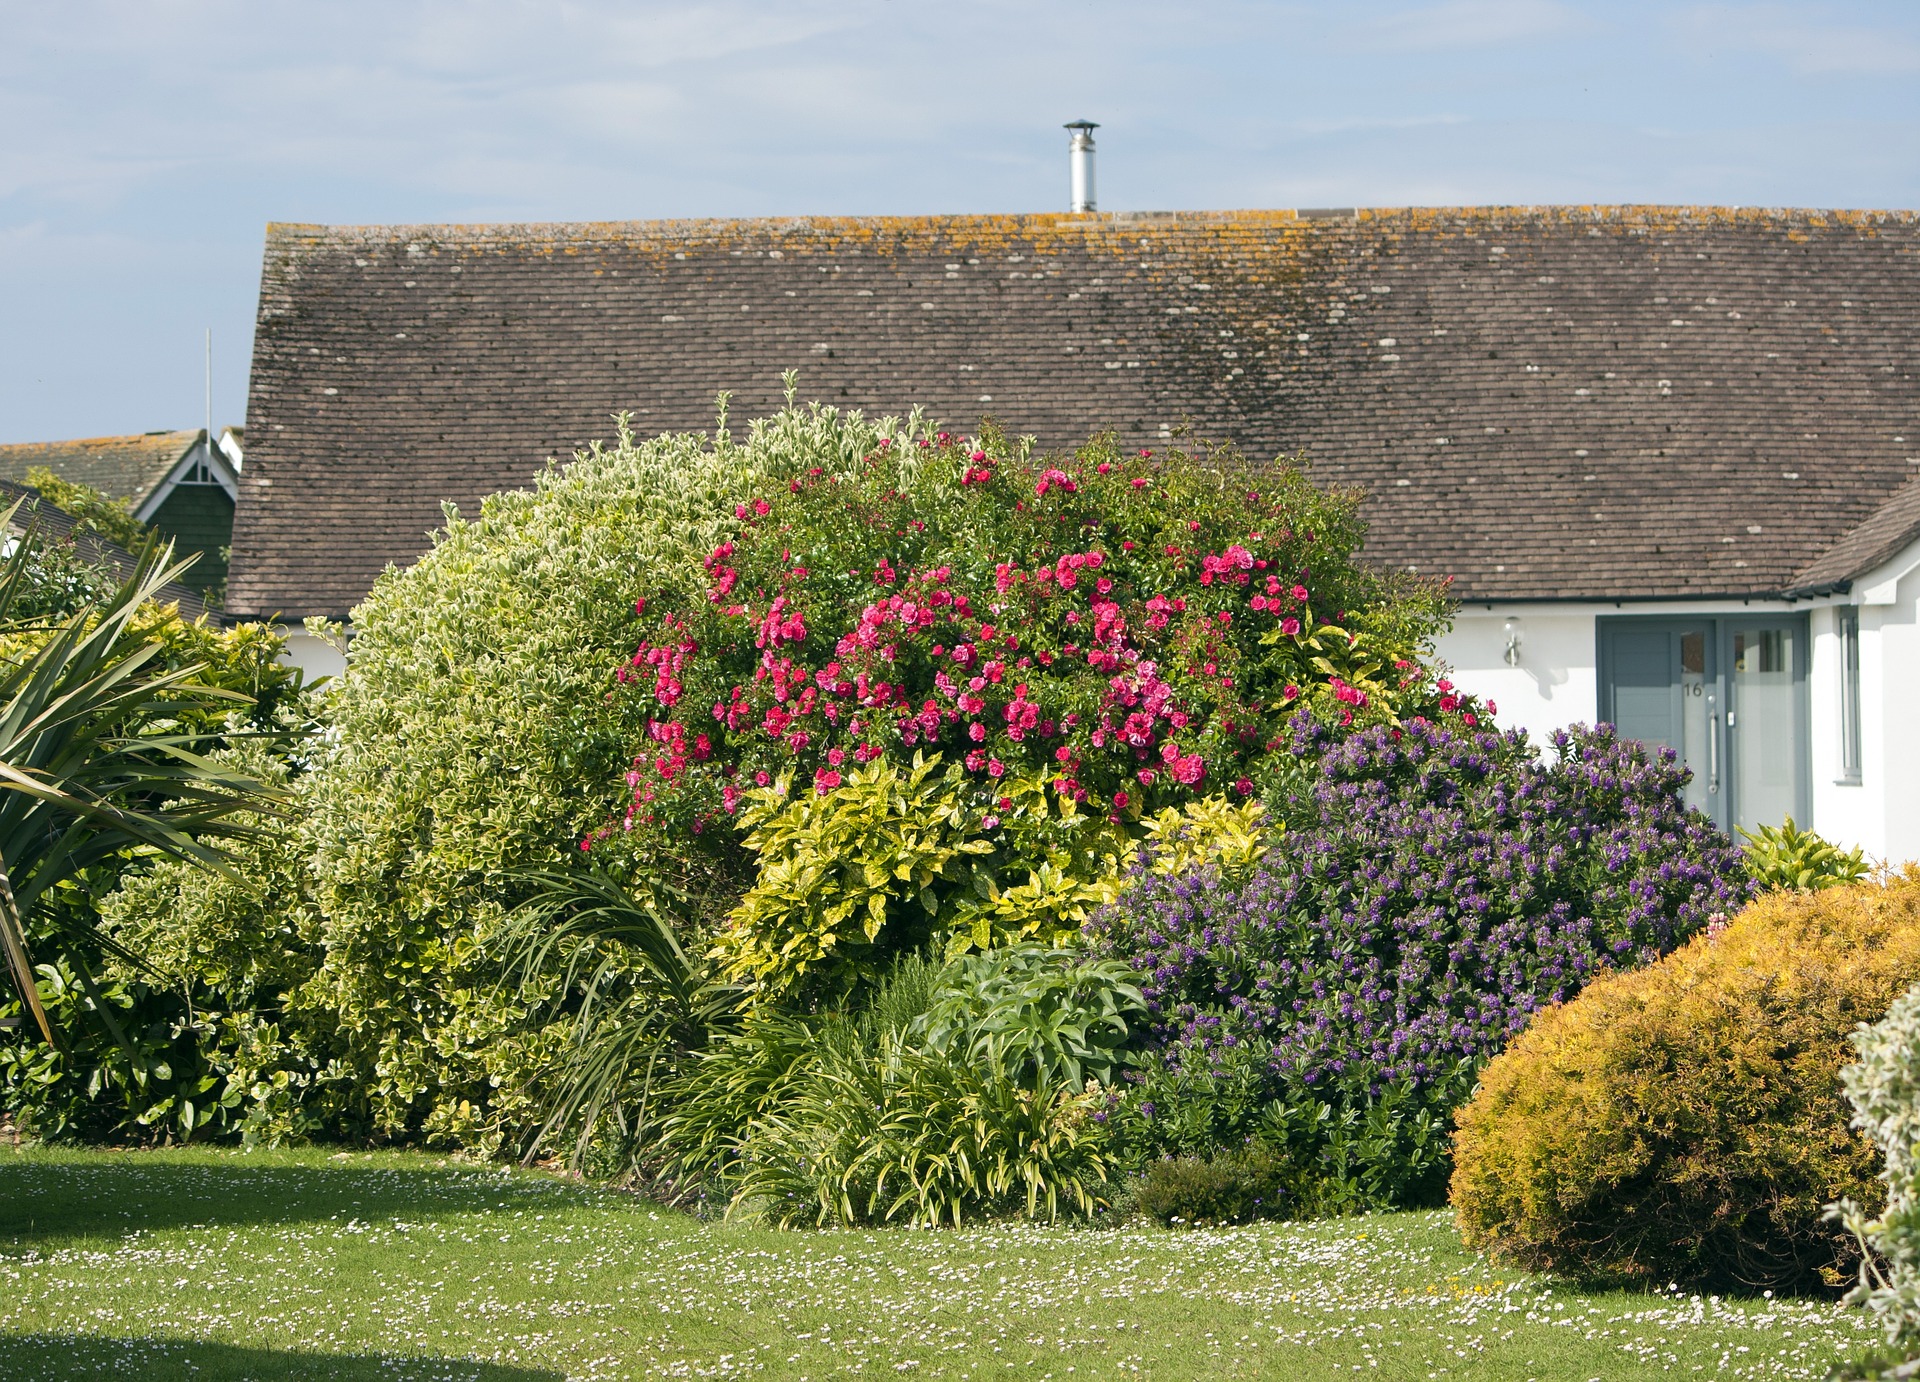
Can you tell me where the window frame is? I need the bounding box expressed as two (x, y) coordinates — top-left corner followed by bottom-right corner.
(1837, 605), (1863, 786)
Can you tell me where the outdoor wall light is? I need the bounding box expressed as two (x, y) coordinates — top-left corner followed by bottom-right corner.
(1503, 617), (1523, 667)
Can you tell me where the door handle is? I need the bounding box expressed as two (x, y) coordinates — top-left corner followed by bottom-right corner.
(1706, 692), (1719, 795)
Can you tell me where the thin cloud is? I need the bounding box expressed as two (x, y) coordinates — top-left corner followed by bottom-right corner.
(1676, 5), (1920, 74)
(1365, 0), (1591, 51)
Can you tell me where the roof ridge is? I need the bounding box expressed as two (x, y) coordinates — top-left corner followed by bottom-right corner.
(0, 429), (200, 451)
(263, 204), (1920, 243)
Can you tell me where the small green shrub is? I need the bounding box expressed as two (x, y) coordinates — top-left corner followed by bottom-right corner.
(25, 466), (149, 552)
(1135, 1143), (1290, 1227)
(734, 1045), (1114, 1228)
(716, 755), (997, 1006)
(1833, 959), (1920, 1355)
(1113, 1045), (1465, 1215)
(910, 944), (1144, 1089)
(1741, 817), (1870, 893)
(1451, 875), (1920, 1291)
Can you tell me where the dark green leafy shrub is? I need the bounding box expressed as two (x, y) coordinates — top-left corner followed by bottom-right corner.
(1451, 875), (1920, 1291)
(1112, 1044), (1464, 1215)
(1135, 1143), (1290, 1227)
(2, 734), (346, 1146)
(0, 530), (300, 1142)
(910, 943), (1144, 1088)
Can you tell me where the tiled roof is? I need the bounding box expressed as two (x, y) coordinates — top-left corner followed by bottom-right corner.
(1789, 475), (1920, 594)
(230, 207), (1920, 620)
(0, 430), (202, 506)
(0, 480), (208, 620)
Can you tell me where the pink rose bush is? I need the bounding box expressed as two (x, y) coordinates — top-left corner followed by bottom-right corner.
(593, 429), (1469, 878)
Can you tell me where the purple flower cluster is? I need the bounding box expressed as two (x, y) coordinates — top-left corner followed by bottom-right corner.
(1090, 718), (1751, 1107)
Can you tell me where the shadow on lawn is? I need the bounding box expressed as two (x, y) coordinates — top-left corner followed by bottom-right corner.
(0, 1334), (563, 1381)
(0, 1153), (585, 1248)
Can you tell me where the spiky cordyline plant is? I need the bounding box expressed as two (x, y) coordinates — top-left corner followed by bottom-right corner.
(495, 865), (740, 1170)
(0, 509), (284, 1045)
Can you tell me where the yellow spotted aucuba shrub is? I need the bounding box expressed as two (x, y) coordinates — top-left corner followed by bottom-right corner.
(717, 748), (1280, 1008)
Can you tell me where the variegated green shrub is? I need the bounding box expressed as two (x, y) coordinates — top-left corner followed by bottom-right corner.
(714, 755), (994, 1005)
(716, 751), (1280, 1008)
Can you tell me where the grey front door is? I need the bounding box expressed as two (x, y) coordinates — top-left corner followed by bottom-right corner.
(1597, 616), (1809, 833)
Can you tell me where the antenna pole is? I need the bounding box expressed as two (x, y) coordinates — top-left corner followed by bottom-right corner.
(205, 328), (213, 445)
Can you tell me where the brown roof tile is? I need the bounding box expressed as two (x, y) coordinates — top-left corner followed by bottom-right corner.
(0, 431), (202, 506)
(1789, 475), (1920, 593)
(229, 207), (1920, 619)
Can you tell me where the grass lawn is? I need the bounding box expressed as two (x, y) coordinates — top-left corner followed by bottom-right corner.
(0, 1146), (1882, 1380)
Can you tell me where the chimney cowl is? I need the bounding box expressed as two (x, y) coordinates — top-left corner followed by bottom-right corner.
(1064, 120), (1098, 214)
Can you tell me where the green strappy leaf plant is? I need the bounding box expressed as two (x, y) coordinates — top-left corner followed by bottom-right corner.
(494, 864), (738, 1170)
(0, 508), (283, 1046)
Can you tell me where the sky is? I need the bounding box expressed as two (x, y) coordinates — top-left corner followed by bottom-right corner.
(3, 0), (1918, 445)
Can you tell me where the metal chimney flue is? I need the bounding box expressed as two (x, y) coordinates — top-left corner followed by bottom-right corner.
(1064, 120), (1098, 213)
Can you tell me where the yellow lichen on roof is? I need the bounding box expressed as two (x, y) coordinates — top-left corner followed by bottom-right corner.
(0, 430), (202, 505)
(265, 206), (1920, 282)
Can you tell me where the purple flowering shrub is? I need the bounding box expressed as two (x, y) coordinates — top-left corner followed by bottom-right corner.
(1090, 716), (1753, 1208)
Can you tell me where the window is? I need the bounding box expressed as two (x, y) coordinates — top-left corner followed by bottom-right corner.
(1838, 606), (1863, 785)
(1597, 615), (1811, 832)
(179, 454), (221, 485)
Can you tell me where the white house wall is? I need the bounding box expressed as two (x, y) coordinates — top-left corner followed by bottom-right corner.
(1872, 563), (1920, 867)
(1435, 609), (1599, 747)
(1438, 590), (1918, 867)
(279, 630), (348, 684)
(1808, 605), (1878, 859)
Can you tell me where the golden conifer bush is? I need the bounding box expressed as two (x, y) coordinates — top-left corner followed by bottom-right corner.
(1450, 872), (1920, 1292)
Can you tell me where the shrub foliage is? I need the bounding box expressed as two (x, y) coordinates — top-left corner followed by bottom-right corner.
(1833, 945), (1920, 1352)
(1091, 716), (1747, 1209)
(8, 395), (1754, 1233)
(1451, 874), (1920, 1291)
(1134, 1143), (1292, 1228)
(1741, 817), (1871, 893)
